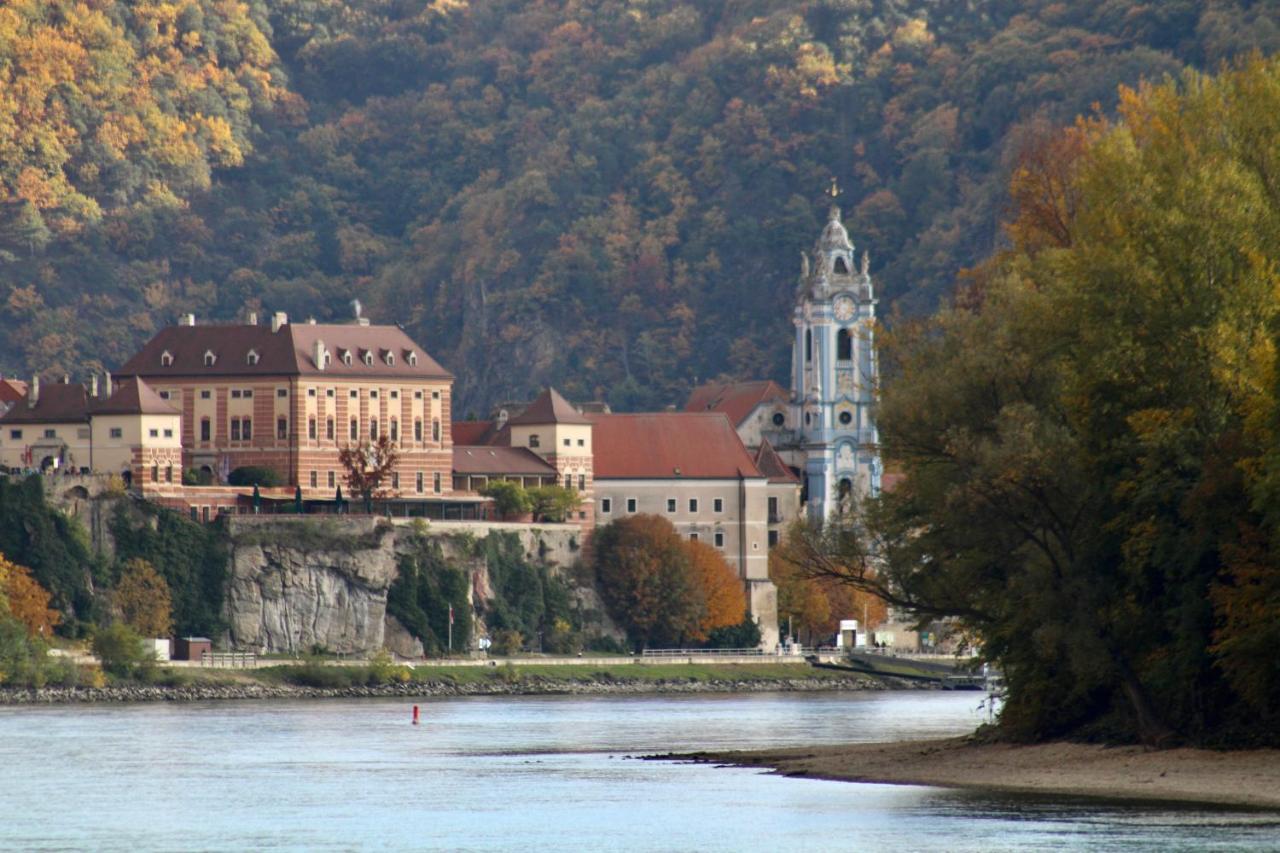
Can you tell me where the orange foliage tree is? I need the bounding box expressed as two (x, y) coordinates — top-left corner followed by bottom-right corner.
(113, 558), (173, 638)
(770, 528), (886, 645)
(0, 553), (60, 638)
(684, 539), (746, 642)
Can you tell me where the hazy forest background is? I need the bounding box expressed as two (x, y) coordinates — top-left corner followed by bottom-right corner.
(2, 0), (1279, 413)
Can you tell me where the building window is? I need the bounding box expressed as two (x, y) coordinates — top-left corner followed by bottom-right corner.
(689, 533), (699, 542)
(163, 429), (174, 438)
(837, 328), (853, 361)
(713, 498), (723, 513)
(350, 419), (358, 440)
(158, 390), (170, 400)
(626, 498), (637, 513)
(231, 420), (241, 441)
(326, 418), (335, 440)
(578, 439), (585, 447)
(689, 498), (699, 513)
(363, 352), (374, 366)
(328, 471), (335, 488)
(342, 351), (353, 366)
(433, 473), (441, 494)
(839, 410), (853, 425)
(578, 474), (585, 491)
(277, 388), (287, 398)
(768, 496), (779, 521)
(310, 471), (318, 488)
(391, 472), (399, 490)
(309, 418), (317, 440)
(432, 419), (440, 442)
(564, 474), (573, 490)
(44, 428), (56, 439)
(667, 498), (677, 513)
(200, 418), (210, 441)
(241, 418), (252, 440)
(563, 438), (571, 447)
(247, 350), (260, 366)
(370, 390), (378, 399)
(327, 389), (334, 398)
(204, 351), (216, 366)
(768, 530), (779, 547)
(391, 390), (398, 399)
(601, 498), (612, 514)
(369, 419), (378, 439)
(277, 418), (288, 440)
(149, 428), (159, 438)
(414, 419), (423, 442)
(350, 389), (358, 398)
(8, 429), (21, 440)
(243, 389), (253, 398)
(390, 419), (399, 442)
(231, 390), (241, 399)
(714, 532), (725, 548)
(432, 390), (440, 399)
(805, 329), (812, 363)
(151, 465), (159, 482)
(161, 350), (173, 366)
(416, 472), (424, 493)
(308, 388), (316, 397)
(201, 390), (211, 399)
(414, 391), (423, 400)
(772, 412), (785, 427)
(165, 466), (173, 483)
(109, 427), (123, 439)
(529, 434), (540, 448)
(408, 352), (418, 366)
(77, 427), (90, 440)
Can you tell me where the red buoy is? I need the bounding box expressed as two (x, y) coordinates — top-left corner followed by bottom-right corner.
(412, 704), (420, 725)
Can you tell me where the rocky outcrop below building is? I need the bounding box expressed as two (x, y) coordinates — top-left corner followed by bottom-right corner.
(0, 674), (910, 705)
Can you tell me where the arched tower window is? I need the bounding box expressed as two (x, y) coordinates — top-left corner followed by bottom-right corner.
(805, 329), (812, 363)
(837, 328), (852, 361)
(833, 256), (849, 274)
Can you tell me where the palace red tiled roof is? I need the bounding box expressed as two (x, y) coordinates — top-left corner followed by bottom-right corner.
(119, 321), (451, 380)
(685, 380), (789, 427)
(754, 439), (800, 484)
(507, 387), (590, 425)
(452, 446), (558, 476)
(0, 382), (89, 424)
(587, 412), (764, 480)
(0, 378), (27, 406)
(89, 378), (179, 416)
(451, 421), (496, 445)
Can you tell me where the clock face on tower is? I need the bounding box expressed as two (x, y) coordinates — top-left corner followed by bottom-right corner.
(833, 297), (855, 322)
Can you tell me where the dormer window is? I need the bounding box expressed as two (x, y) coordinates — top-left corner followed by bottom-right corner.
(160, 350), (173, 367)
(385, 351), (395, 366)
(323, 353), (331, 368)
(406, 351), (418, 366)
(203, 350), (217, 367)
(341, 350), (352, 366)
(362, 351), (373, 366)
(247, 349), (260, 366)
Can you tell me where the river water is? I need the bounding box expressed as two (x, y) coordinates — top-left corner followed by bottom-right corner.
(1, 691), (1276, 851)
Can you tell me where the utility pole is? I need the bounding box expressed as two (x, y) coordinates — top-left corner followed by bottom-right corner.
(448, 604), (454, 654)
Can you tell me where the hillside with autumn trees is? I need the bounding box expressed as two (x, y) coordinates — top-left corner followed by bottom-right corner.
(2, 0), (1278, 412)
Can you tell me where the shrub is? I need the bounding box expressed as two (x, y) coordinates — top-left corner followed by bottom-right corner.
(491, 629), (523, 656)
(227, 466), (282, 487)
(91, 623), (150, 677)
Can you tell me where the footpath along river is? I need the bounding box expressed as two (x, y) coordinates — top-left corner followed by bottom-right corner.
(1, 691), (1276, 851)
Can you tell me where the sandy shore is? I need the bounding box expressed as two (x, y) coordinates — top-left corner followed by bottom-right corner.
(670, 737), (1280, 809)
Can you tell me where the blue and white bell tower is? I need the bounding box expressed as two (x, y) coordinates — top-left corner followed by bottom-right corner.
(790, 200), (881, 522)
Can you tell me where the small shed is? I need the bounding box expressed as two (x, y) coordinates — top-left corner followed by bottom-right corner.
(173, 636), (212, 662)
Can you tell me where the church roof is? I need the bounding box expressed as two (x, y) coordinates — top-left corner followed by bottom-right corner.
(90, 378), (179, 416)
(507, 387), (590, 426)
(684, 380), (788, 427)
(754, 439), (800, 484)
(587, 412), (764, 480)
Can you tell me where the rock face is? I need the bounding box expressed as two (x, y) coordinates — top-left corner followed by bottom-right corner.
(226, 517), (398, 655)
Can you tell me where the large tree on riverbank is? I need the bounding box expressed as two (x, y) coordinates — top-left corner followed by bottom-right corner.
(797, 56), (1280, 747)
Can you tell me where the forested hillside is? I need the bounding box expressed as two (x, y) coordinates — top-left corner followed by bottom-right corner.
(3, 0), (1277, 412)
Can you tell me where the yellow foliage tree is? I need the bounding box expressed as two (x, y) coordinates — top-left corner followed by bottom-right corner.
(113, 558), (173, 638)
(771, 528), (887, 644)
(0, 553), (60, 638)
(684, 539), (746, 641)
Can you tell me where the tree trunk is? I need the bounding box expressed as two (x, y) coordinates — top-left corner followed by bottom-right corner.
(1117, 661), (1177, 747)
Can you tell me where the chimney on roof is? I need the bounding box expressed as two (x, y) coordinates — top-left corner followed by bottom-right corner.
(179, 313), (195, 326)
(307, 316), (316, 325)
(247, 311), (258, 326)
(271, 311), (288, 333)
(28, 375), (39, 407)
(357, 317), (370, 327)
(90, 375), (99, 398)
(104, 372), (113, 399)
(314, 339), (326, 371)
(62, 375), (69, 384)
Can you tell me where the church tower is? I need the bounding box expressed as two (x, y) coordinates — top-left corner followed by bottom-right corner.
(791, 200), (881, 522)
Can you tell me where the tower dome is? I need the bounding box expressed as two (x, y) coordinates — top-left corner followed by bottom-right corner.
(818, 205), (853, 252)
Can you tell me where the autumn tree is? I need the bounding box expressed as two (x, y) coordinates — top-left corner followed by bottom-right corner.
(339, 433), (400, 513)
(592, 515), (704, 650)
(113, 558), (173, 638)
(0, 555), (60, 638)
(684, 540), (745, 643)
(771, 527), (885, 645)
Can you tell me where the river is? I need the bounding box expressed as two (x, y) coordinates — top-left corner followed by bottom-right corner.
(1, 692), (1275, 851)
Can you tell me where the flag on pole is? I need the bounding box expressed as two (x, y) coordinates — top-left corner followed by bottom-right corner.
(449, 605), (454, 626)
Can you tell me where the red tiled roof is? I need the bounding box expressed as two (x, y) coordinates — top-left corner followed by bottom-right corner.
(507, 387), (590, 425)
(452, 446), (558, 476)
(90, 378), (179, 416)
(0, 378), (27, 405)
(587, 413), (764, 480)
(118, 322), (451, 380)
(754, 439), (800, 484)
(685, 380), (789, 427)
(0, 382), (88, 424)
(451, 421), (496, 445)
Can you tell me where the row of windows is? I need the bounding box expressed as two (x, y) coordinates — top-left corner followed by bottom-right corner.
(306, 470), (442, 494)
(8, 428), (93, 441)
(562, 474), (588, 492)
(196, 416), (443, 443)
(166, 387), (443, 402)
(804, 329), (858, 362)
(599, 497), (724, 516)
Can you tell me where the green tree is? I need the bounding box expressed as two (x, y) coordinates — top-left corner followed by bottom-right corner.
(479, 480), (531, 520)
(526, 485), (581, 523)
